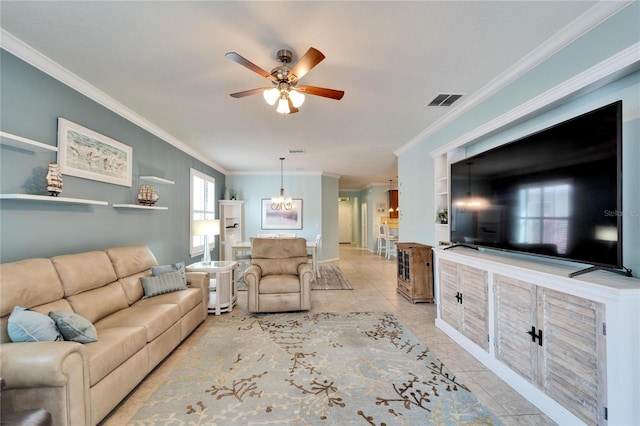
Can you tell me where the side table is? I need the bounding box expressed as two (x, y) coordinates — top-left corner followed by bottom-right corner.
(187, 261), (238, 315)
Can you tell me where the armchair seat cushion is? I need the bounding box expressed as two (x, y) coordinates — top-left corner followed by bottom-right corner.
(258, 275), (302, 294)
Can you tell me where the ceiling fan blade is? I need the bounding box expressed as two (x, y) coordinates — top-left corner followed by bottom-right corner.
(229, 88), (268, 98)
(225, 52), (275, 81)
(297, 85), (344, 100)
(289, 47), (325, 82)
(287, 97), (299, 114)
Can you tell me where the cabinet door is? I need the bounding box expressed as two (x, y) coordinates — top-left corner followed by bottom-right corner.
(538, 288), (606, 426)
(438, 259), (460, 328)
(460, 265), (489, 351)
(494, 275), (537, 383)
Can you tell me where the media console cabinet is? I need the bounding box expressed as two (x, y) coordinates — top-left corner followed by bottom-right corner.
(433, 247), (640, 426)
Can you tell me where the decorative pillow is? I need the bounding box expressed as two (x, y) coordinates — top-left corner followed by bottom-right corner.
(49, 311), (98, 343)
(141, 270), (187, 298)
(7, 306), (63, 342)
(152, 262), (187, 286)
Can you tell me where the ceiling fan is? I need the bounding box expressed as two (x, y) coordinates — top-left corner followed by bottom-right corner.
(225, 47), (344, 114)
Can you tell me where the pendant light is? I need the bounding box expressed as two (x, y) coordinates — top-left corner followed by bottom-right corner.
(271, 157), (293, 210)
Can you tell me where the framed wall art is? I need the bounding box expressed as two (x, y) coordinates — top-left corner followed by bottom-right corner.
(57, 118), (132, 187)
(261, 199), (303, 230)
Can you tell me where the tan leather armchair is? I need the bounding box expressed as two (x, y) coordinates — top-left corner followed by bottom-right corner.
(244, 238), (313, 313)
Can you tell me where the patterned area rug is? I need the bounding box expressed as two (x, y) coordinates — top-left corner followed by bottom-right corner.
(312, 264), (353, 290)
(128, 312), (501, 425)
(237, 264), (353, 290)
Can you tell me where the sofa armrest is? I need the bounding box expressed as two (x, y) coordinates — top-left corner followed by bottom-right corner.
(186, 271), (209, 318)
(0, 341), (90, 425)
(0, 341), (87, 387)
(298, 263), (313, 311)
(243, 265), (261, 287)
(297, 263), (314, 281)
(243, 265), (261, 312)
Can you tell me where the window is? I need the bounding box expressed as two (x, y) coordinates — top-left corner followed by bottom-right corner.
(190, 168), (216, 256)
(517, 183), (571, 254)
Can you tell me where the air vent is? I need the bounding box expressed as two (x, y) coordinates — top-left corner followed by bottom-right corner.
(427, 93), (463, 107)
(288, 149), (305, 154)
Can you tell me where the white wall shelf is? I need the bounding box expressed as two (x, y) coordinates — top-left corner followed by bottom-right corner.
(112, 203), (168, 210)
(139, 176), (174, 185)
(0, 131), (57, 153)
(0, 193), (107, 206)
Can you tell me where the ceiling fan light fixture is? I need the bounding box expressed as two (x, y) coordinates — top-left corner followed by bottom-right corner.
(276, 96), (291, 114)
(226, 47), (344, 115)
(289, 90), (305, 108)
(263, 87), (280, 105)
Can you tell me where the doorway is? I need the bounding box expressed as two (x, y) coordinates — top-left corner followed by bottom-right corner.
(338, 199), (353, 243)
(361, 202), (368, 248)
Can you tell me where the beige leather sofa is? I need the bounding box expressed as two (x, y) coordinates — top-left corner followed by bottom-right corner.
(244, 238), (313, 312)
(0, 245), (209, 425)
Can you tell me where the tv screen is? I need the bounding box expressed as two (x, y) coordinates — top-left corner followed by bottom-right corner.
(450, 100), (622, 269)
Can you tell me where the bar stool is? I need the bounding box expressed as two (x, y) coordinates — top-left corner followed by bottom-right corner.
(382, 223), (398, 259)
(374, 224), (385, 256)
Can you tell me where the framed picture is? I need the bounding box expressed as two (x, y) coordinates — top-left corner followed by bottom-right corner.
(57, 118), (132, 187)
(261, 199), (303, 229)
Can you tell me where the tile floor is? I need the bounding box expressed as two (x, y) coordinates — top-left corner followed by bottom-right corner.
(102, 244), (556, 425)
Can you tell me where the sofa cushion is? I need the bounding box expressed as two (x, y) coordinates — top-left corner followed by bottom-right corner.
(106, 245), (157, 279)
(67, 282), (129, 324)
(49, 311), (98, 343)
(0, 258), (64, 317)
(134, 287), (202, 316)
(94, 304), (181, 343)
(258, 275), (302, 294)
(85, 326), (147, 386)
(152, 262), (187, 286)
(7, 306), (63, 342)
(141, 271), (187, 299)
(118, 271), (150, 305)
(52, 251), (118, 297)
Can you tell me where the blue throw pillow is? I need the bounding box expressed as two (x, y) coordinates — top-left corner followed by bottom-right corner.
(7, 306), (63, 342)
(49, 311), (98, 343)
(141, 270), (187, 298)
(151, 262), (187, 286)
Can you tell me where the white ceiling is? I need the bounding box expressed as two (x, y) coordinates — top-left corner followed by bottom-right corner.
(0, 1), (609, 189)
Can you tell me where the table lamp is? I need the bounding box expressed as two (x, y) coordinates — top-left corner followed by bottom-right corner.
(193, 219), (220, 265)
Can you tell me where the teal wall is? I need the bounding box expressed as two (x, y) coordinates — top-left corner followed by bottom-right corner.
(0, 50), (225, 264)
(321, 175), (339, 261)
(225, 173), (338, 261)
(398, 4), (640, 276)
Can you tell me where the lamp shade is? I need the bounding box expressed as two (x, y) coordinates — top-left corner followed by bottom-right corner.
(263, 88), (280, 105)
(193, 219), (220, 236)
(276, 97), (290, 114)
(289, 90), (305, 107)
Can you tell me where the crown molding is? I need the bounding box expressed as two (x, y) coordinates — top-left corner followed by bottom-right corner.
(396, 0), (634, 156)
(429, 41), (639, 158)
(0, 28), (228, 174)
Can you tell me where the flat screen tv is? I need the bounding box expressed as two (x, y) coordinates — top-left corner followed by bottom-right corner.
(449, 100), (624, 275)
